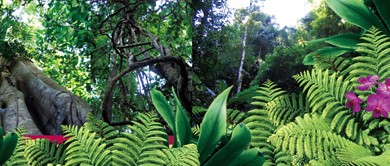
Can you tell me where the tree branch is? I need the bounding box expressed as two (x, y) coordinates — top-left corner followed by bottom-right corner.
(102, 56), (188, 124)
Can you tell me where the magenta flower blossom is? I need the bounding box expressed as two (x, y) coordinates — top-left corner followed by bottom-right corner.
(345, 91), (362, 113)
(356, 75), (379, 91)
(377, 78), (390, 98)
(365, 94), (390, 118)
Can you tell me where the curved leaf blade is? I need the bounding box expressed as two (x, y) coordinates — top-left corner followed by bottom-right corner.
(303, 47), (352, 65)
(204, 124), (252, 166)
(229, 148), (265, 166)
(306, 33), (361, 49)
(373, 0), (390, 31)
(198, 86), (232, 163)
(325, 0), (386, 32)
(151, 89), (175, 131)
(172, 88), (192, 147)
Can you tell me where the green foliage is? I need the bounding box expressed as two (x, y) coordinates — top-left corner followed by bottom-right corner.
(160, 144), (200, 166)
(108, 113), (168, 165)
(150, 88), (191, 148)
(152, 87), (265, 165)
(227, 109), (247, 126)
(344, 26), (390, 81)
(25, 139), (66, 165)
(303, 0), (390, 65)
(62, 125), (111, 165)
(267, 93), (309, 127)
(198, 87), (232, 163)
(293, 69), (351, 115)
(0, 128), (19, 165)
(253, 45), (310, 92)
(268, 113), (354, 160)
(228, 85), (260, 106)
(6, 112), (199, 165)
(243, 80), (290, 165)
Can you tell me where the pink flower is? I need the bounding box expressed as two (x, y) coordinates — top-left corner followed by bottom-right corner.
(365, 94), (390, 118)
(377, 78), (390, 98)
(356, 75), (379, 91)
(345, 91), (362, 113)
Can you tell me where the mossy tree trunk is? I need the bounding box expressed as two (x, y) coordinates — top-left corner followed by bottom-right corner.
(0, 57), (90, 134)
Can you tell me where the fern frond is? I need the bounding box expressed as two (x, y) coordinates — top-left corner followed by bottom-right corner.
(244, 80), (286, 164)
(293, 69), (374, 144)
(192, 106), (207, 117)
(227, 109), (247, 125)
(24, 139), (66, 165)
(109, 112), (168, 166)
(267, 93), (309, 126)
(268, 113), (355, 160)
(308, 159), (341, 166)
(84, 113), (119, 141)
(345, 26), (390, 81)
(337, 143), (390, 165)
(161, 144), (199, 166)
(293, 69), (352, 115)
(62, 125), (111, 166)
(192, 125), (200, 138)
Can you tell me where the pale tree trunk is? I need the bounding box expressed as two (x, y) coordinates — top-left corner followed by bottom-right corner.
(237, 0), (253, 93)
(0, 58), (90, 134)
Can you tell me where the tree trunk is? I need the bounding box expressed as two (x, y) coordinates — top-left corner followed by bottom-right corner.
(237, 0), (253, 93)
(0, 58), (90, 134)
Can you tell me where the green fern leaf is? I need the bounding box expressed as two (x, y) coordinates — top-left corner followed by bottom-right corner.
(337, 143), (390, 165)
(243, 80), (289, 164)
(268, 113), (355, 160)
(62, 125), (110, 166)
(161, 144), (200, 166)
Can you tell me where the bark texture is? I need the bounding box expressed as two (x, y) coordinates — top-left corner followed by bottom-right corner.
(0, 58), (90, 134)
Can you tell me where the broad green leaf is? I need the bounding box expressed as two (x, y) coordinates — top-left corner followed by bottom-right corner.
(228, 85), (260, 105)
(325, 0), (386, 32)
(0, 132), (18, 165)
(204, 124), (251, 166)
(373, 0), (390, 31)
(303, 52), (316, 65)
(306, 33), (361, 49)
(172, 88), (192, 147)
(198, 86), (232, 164)
(150, 89), (175, 132)
(303, 47), (352, 65)
(229, 148), (265, 166)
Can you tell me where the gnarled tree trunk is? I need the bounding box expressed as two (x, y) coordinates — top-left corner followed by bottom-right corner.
(0, 57), (90, 134)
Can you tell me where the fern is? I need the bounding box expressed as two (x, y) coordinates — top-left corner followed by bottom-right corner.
(160, 144), (199, 166)
(109, 112), (168, 166)
(314, 54), (352, 74)
(243, 80), (289, 165)
(293, 69), (378, 145)
(337, 143), (390, 165)
(268, 113), (355, 160)
(227, 109), (247, 126)
(191, 125), (200, 138)
(24, 139), (66, 165)
(344, 26), (390, 81)
(83, 113), (119, 141)
(62, 125), (111, 166)
(266, 93), (309, 127)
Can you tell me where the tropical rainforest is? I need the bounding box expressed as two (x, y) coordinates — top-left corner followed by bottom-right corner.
(0, 0), (390, 165)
